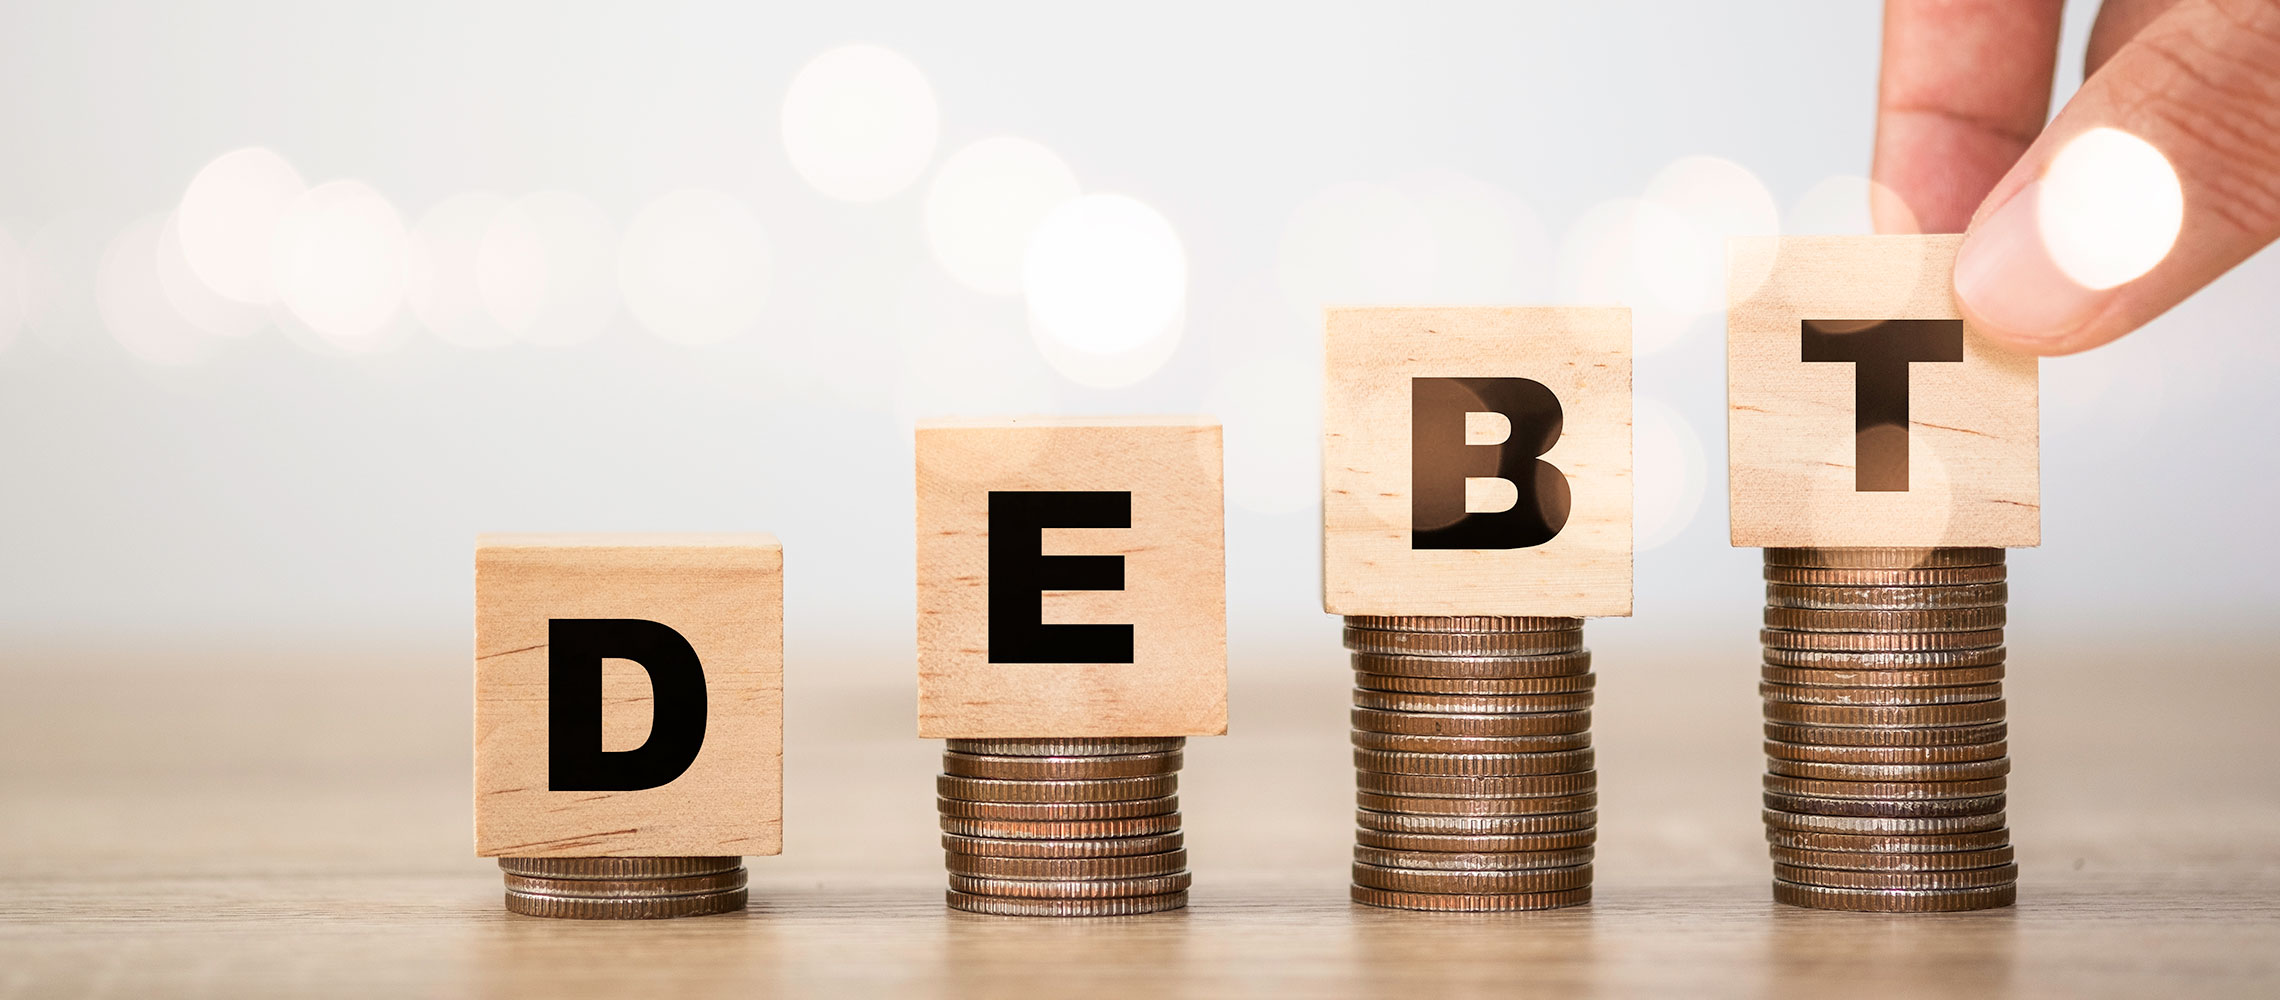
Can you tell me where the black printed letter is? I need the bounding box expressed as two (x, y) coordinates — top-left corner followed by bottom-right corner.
(547, 618), (708, 791)
(987, 491), (1134, 663)
(1410, 377), (1571, 550)
(1801, 319), (1964, 492)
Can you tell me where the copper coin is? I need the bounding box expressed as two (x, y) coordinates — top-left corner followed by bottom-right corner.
(1762, 646), (2006, 670)
(1764, 757), (2012, 781)
(1763, 564), (2007, 586)
(946, 889), (1186, 917)
(1351, 729), (1593, 754)
(1353, 688), (1595, 715)
(1761, 628), (2005, 652)
(940, 813), (1182, 840)
(1771, 846), (2015, 871)
(1764, 828), (2010, 853)
(1772, 880), (2016, 911)
(1344, 627), (1583, 657)
(1765, 740), (2010, 766)
(942, 831), (1183, 859)
(948, 872), (1193, 899)
(1763, 791), (2006, 818)
(1356, 770), (1597, 799)
(946, 850), (1188, 881)
(1355, 828), (1597, 853)
(1763, 547), (2004, 569)
(1763, 722), (2007, 747)
(1350, 885), (1591, 911)
(1762, 808), (2006, 835)
(497, 856), (740, 880)
(1765, 606), (2007, 633)
(1352, 707), (1591, 737)
(1759, 681), (2005, 706)
(1761, 664), (2005, 687)
(502, 869), (748, 899)
(941, 750), (1182, 780)
(936, 774), (1178, 803)
(1764, 700), (2006, 728)
(1357, 808), (1596, 836)
(1344, 615), (1582, 633)
(1763, 774), (2007, 799)
(504, 887), (747, 919)
(1352, 861), (1592, 894)
(1353, 845), (1595, 871)
(1349, 650), (1594, 679)
(1358, 791), (1598, 816)
(946, 737), (1184, 757)
(936, 795), (1177, 821)
(1765, 582), (2008, 610)
(1356, 672), (1597, 695)
(1354, 747), (1595, 777)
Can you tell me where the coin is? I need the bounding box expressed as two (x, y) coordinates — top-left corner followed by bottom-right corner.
(1350, 730), (1593, 754)
(1357, 791), (1598, 816)
(1352, 707), (1592, 737)
(502, 869), (748, 898)
(1351, 861), (1593, 894)
(1762, 792), (2006, 818)
(1357, 808), (1596, 836)
(1763, 564), (2007, 586)
(940, 813), (1183, 840)
(1344, 627), (1583, 657)
(1356, 672), (1597, 696)
(1763, 757), (2012, 781)
(1763, 828), (2011, 853)
(1353, 747), (1595, 777)
(936, 795), (1178, 821)
(945, 889), (1187, 917)
(1771, 846), (2015, 871)
(1764, 722), (2008, 747)
(1763, 547), (2004, 569)
(1353, 845), (1595, 871)
(946, 737), (1185, 757)
(941, 750), (1182, 780)
(1759, 681), (2006, 706)
(504, 887), (748, 919)
(1761, 808), (2007, 836)
(1349, 650), (1593, 679)
(1764, 740), (2008, 765)
(1761, 628), (2005, 652)
(1766, 583), (2008, 611)
(1761, 664), (2006, 687)
(936, 774), (1178, 803)
(496, 856), (742, 880)
(1763, 700), (2007, 728)
(1762, 774), (2007, 799)
(1761, 646), (2007, 670)
(1354, 828), (1598, 853)
(1352, 688), (1595, 714)
(1766, 606), (2007, 633)
(1344, 615), (1582, 633)
(1350, 885), (1591, 911)
(1355, 770), (1598, 799)
(941, 831), (1184, 859)
(948, 872), (1193, 899)
(1771, 880), (2015, 912)
(946, 850), (1189, 880)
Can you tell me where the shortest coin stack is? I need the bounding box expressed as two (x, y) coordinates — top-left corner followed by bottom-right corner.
(939, 737), (1190, 916)
(498, 856), (748, 919)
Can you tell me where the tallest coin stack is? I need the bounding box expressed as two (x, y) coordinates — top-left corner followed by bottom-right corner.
(1758, 547), (2017, 911)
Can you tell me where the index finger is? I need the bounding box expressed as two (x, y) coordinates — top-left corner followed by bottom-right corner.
(1873, 0), (2067, 233)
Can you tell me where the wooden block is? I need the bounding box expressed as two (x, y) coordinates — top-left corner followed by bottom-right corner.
(1322, 307), (1633, 617)
(916, 417), (1227, 738)
(474, 533), (783, 858)
(1728, 236), (2039, 547)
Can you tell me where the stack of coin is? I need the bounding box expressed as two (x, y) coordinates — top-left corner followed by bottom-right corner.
(938, 738), (1190, 916)
(1760, 547), (2017, 912)
(1342, 616), (1596, 912)
(497, 856), (748, 918)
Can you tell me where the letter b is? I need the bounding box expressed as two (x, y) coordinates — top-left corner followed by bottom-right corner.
(1410, 377), (1571, 550)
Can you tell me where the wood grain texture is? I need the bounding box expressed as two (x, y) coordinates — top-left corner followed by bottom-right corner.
(474, 533), (783, 857)
(1323, 307), (1633, 617)
(1728, 235), (2040, 547)
(915, 417), (1227, 738)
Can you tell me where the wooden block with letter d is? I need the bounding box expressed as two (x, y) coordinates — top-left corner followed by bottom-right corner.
(914, 416), (1226, 738)
(1727, 234), (2039, 546)
(1321, 307), (1634, 617)
(473, 533), (784, 860)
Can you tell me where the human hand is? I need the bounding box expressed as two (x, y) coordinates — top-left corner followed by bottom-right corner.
(1873, 0), (2280, 355)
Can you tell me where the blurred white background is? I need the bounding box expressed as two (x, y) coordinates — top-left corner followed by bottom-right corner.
(1, 1), (2273, 677)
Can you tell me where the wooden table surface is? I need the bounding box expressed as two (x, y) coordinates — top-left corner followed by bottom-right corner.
(4, 629), (2276, 997)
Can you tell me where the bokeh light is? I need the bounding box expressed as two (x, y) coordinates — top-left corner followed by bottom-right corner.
(781, 44), (940, 203)
(1396, 169), (1553, 305)
(1633, 395), (1706, 551)
(268, 180), (409, 346)
(891, 267), (1058, 431)
(1276, 181), (1439, 316)
(477, 191), (617, 347)
(1639, 154), (1781, 312)
(2037, 127), (2182, 290)
(618, 189), (772, 346)
(1554, 198), (1699, 354)
(0, 224), (24, 356)
(97, 215), (217, 365)
(176, 147), (306, 303)
(1787, 174), (1917, 235)
(1022, 193), (1187, 388)
(154, 215), (265, 340)
(925, 137), (1080, 296)
(407, 192), (517, 349)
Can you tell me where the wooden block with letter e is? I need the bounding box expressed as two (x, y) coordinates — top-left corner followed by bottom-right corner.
(1322, 307), (1633, 617)
(915, 416), (1227, 738)
(473, 533), (783, 858)
(1727, 235), (2039, 547)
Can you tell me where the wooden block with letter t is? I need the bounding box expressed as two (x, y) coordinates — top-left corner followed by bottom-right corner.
(915, 417), (1227, 738)
(473, 533), (783, 858)
(1322, 307), (1633, 617)
(1727, 235), (2039, 547)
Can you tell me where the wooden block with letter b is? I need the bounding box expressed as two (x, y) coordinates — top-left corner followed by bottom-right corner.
(915, 416), (1227, 738)
(1322, 307), (1634, 617)
(1727, 235), (2039, 547)
(473, 533), (783, 858)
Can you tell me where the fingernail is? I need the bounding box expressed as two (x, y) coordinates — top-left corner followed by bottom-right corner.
(1953, 180), (2103, 345)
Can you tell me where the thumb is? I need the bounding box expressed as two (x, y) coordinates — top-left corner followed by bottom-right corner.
(1952, 0), (2280, 355)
